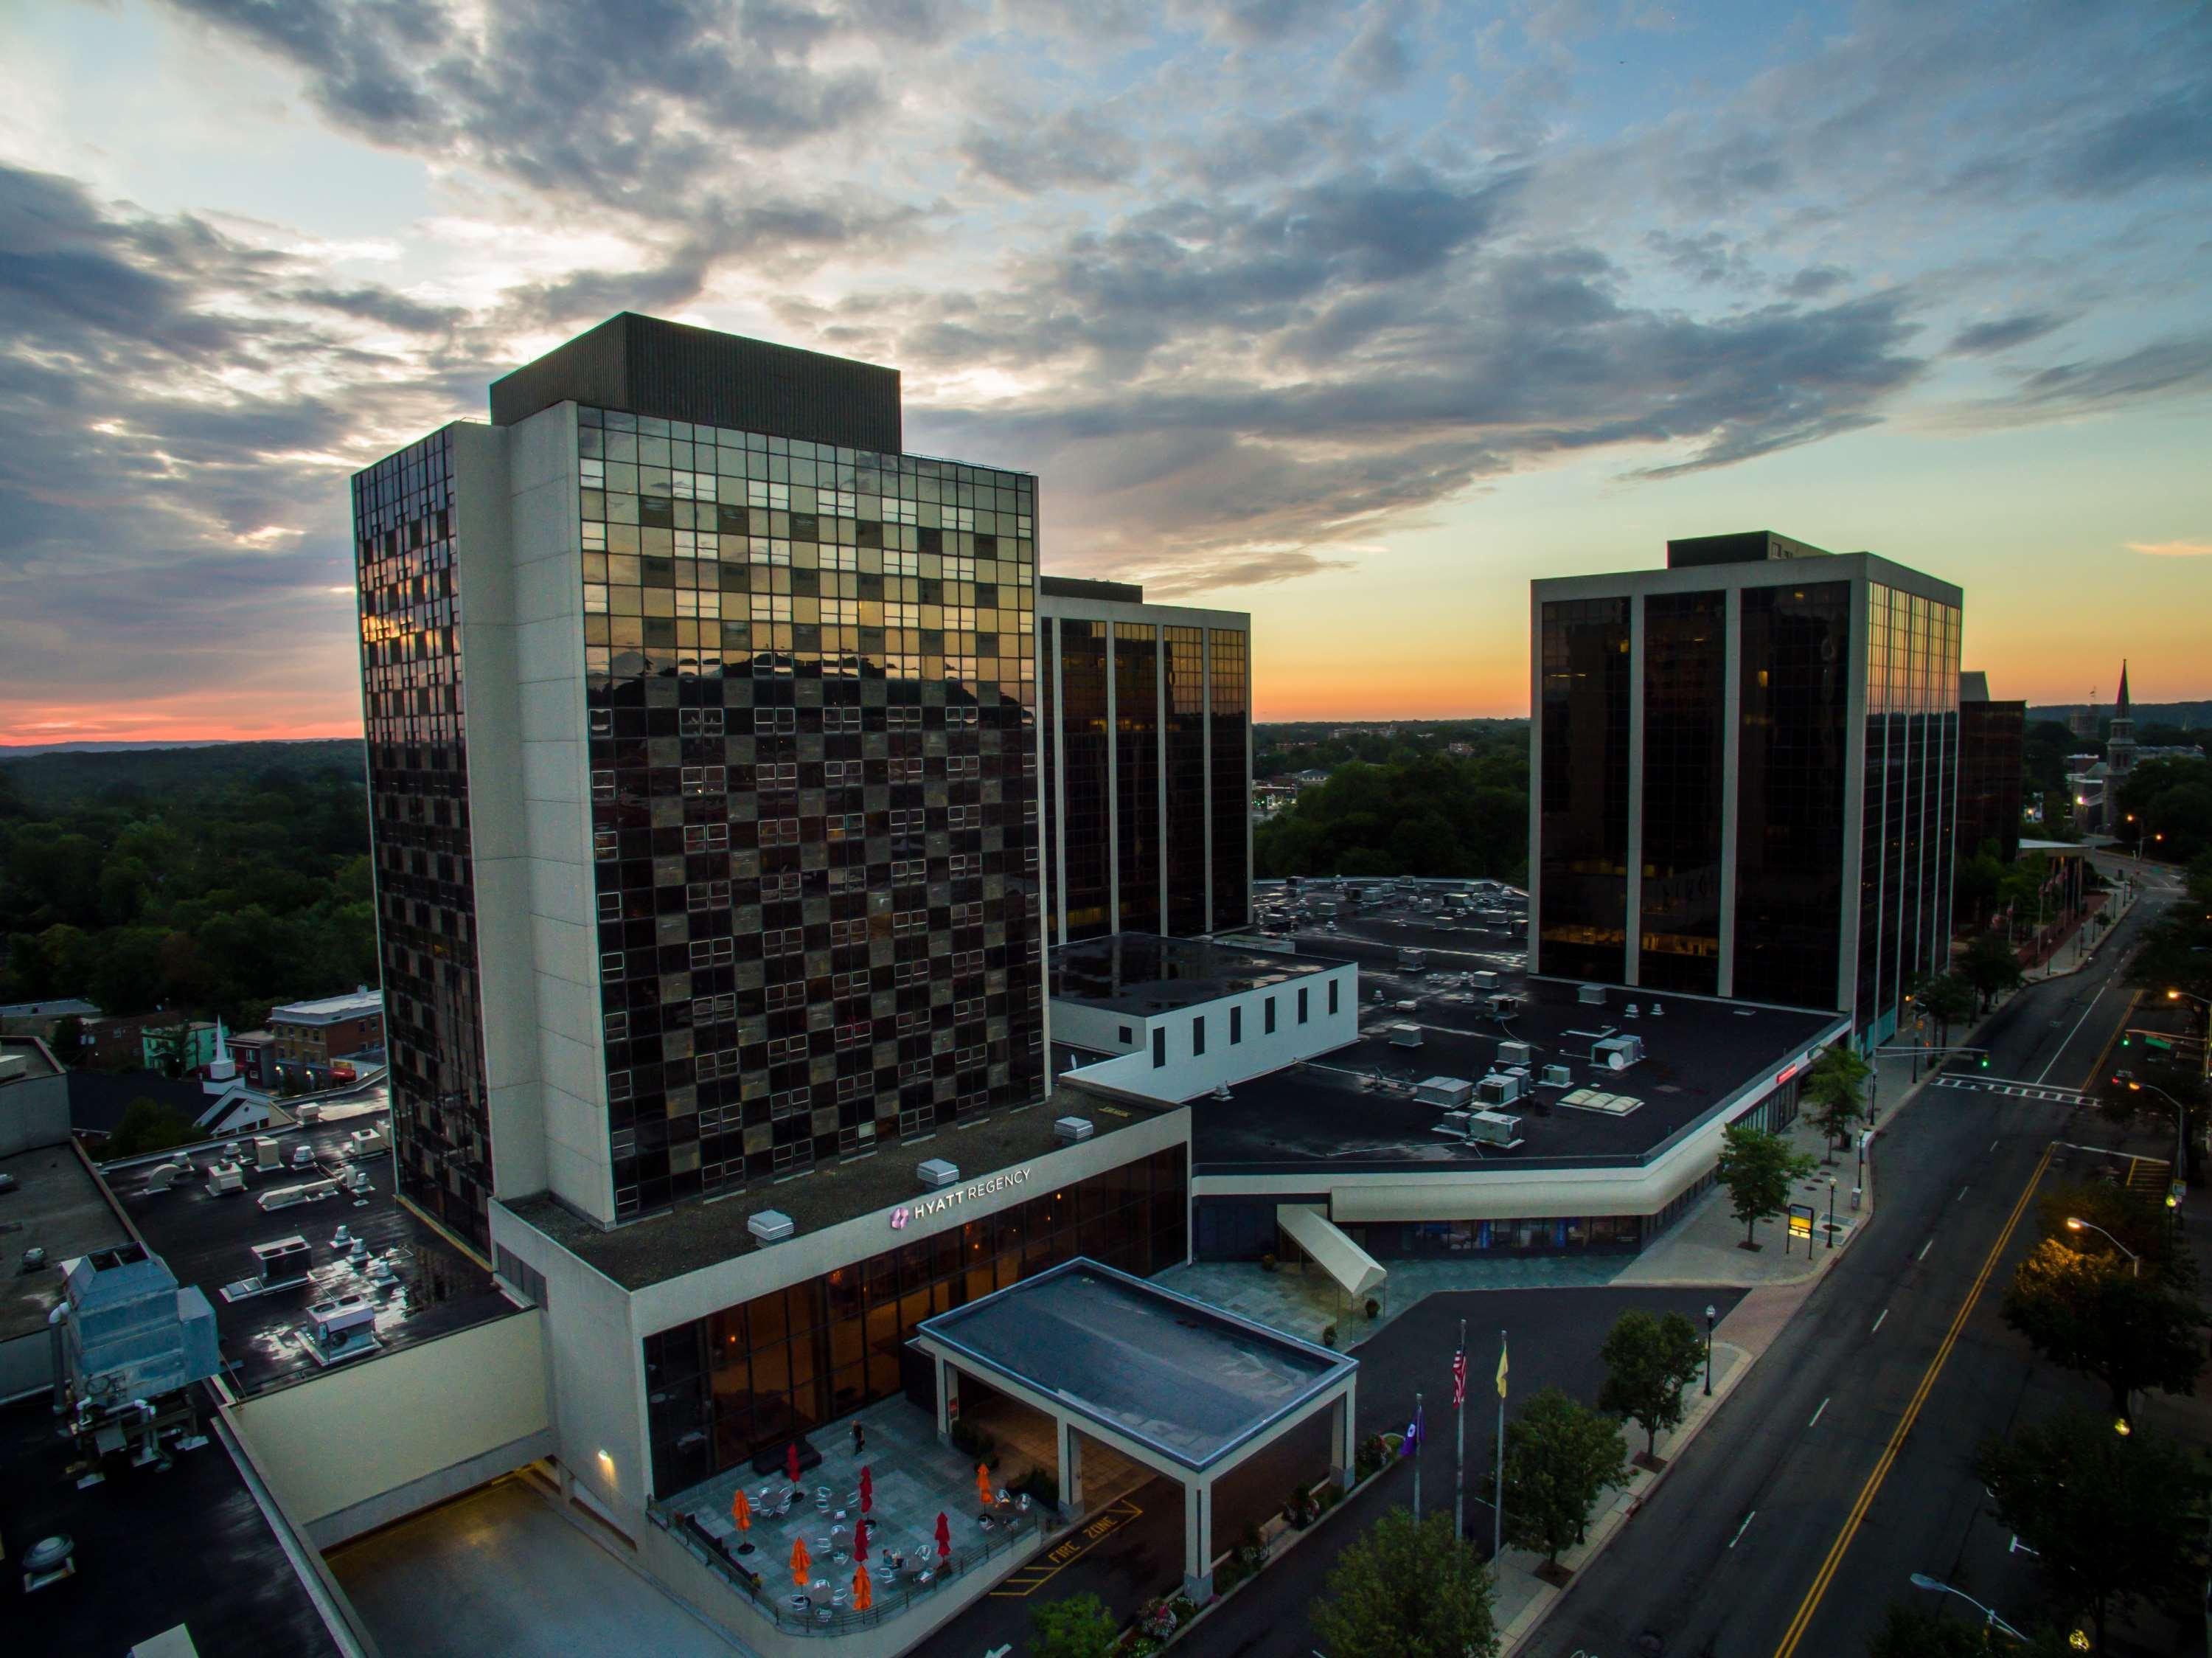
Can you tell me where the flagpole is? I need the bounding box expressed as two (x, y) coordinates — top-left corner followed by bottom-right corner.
(1454, 1317), (1467, 1540)
(1493, 1329), (1506, 1563)
(1413, 1390), (1423, 1519)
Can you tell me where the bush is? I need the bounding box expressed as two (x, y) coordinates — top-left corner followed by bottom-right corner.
(1321, 1323), (1338, 1348)
(1365, 1297), (1380, 1320)
(1260, 1252), (1277, 1272)
(1354, 1432), (1389, 1480)
(1015, 1465), (1060, 1510)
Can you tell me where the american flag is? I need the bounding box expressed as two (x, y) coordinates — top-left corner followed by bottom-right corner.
(1452, 1345), (1467, 1407)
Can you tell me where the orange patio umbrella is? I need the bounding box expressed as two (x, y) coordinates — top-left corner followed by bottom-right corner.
(852, 1563), (874, 1612)
(790, 1535), (813, 1586)
(731, 1487), (753, 1533)
(975, 1461), (993, 1508)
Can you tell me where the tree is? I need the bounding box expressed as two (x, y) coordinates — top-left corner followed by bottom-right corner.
(1026, 1592), (1117, 1658)
(1973, 1407), (2210, 1650)
(1492, 1388), (1630, 1570)
(1802, 1045), (1872, 1154)
(1958, 929), (2023, 1009)
(102, 1097), (202, 1160)
(1597, 1310), (1706, 1463)
(1865, 1602), (2079, 1657)
(1913, 972), (1978, 1054)
(1716, 1123), (1817, 1249)
(46, 1013), (84, 1064)
(2000, 1237), (2203, 1421)
(2035, 1180), (2196, 1290)
(1307, 1506), (1498, 1658)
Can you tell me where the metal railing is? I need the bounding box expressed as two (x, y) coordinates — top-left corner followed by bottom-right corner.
(650, 1499), (1043, 1636)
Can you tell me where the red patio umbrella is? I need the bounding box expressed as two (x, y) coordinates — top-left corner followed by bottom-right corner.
(785, 1441), (801, 1487)
(859, 1465), (873, 1513)
(934, 1510), (951, 1561)
(853, 1518), (869, 1562)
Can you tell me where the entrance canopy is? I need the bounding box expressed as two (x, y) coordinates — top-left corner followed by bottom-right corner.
(1276, 1204), (1386, 1300)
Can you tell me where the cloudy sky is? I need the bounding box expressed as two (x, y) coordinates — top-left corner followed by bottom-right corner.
(1, 0), (2207, 741)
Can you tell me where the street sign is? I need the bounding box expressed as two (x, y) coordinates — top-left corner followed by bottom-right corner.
(1788, 1204), (1815, 1240)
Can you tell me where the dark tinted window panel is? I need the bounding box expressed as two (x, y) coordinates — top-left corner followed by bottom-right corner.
(1639, 591), (1725, 994)
(1114, 623), (1161, 935)
(1057, 620), (1110, 941)
(1208, 628), (1250, 932)
(1537, 597), (1630, 982)
(1164, 627), (1208, 936)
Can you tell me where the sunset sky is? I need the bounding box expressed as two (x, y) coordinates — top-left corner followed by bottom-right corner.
(1, 1), (2206, 743)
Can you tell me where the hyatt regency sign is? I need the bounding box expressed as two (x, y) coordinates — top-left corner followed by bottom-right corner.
(889, 1168), (1032, 1230)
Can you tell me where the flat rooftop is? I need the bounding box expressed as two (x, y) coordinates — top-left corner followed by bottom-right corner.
(271, 989), (383, 1023)
(1051, 932), (1340, 1018)
(0, 1395), (347, 1654)
(0, 1141), (131, 1344)
(1194, 971), (1845, 1176)
(917, 1258), (1354, 1471)
(504, 1087), (1178, 1292)
(109, 1111), (515, 1397)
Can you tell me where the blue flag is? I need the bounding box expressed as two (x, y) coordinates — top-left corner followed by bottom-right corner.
(1401, 1405), (1425, 1454)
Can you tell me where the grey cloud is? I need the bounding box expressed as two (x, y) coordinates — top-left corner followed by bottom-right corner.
(2049, 86), (2212, 198)
(291, 285), (467, 333)
(1338, 0), (1416, 90)
(1947, 311), (2067, 355)
(2011, 333), (2212, 409)
(1785, 266), (1847, 299)
(960, 108), (1141, 194)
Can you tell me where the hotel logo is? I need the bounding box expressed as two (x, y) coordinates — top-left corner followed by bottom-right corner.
(886, 1168), (1032, 1229)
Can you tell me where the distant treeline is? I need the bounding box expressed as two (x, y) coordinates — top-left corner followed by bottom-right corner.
(1256, 729), (1530, 884)
(0, 742), (377, 1028)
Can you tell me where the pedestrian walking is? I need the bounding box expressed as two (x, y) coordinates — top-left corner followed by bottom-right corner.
(851, 1419), (866, 1457)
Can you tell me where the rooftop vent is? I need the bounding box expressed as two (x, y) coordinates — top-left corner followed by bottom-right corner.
(1540, 1064), (1573, 1088)
(748, 1209), (795, 1244)
(1388, 1022), (1424, 1049)
(1054, 1116), (1094, 1144)
(1578, 983), (1607, 1006)
(917, 1159), (961, 1190)
(1593, 1034), (1646, 1070)
(1498, 1041), (1533, 1066)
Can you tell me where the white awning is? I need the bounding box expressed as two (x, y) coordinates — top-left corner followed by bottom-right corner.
(1276, 1205), (1387, 1300)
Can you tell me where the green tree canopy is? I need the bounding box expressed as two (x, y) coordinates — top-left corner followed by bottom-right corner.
(1716, 1123), (1818, 1249)
(1307, 1505), (1498, 1658)
(1973, 1407), (2211, 1650)
(104, 1097), (202, 1160)
(2000, 1237), (2204, 1421)
(1958, 930), (2024, 1008)
(1492, 1387), (1630, 1569)
(1597, 1309), (1707, 1461)
(1026, 1591), (1117, 1658)
(1255, 746), (1529, 884)
(1912, 972), (1979, 1051)
(1802, 1045), (1872, 1152)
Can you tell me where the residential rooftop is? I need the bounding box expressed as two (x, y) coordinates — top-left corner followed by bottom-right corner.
(0, 1394), (349, 1655)
(504, 1086), (1176, 1291)
(917, 1258), (1354, 1471)
(1192, 968), (1844, 1176)
(0, 1140), (132, 1345)
(270, 988), (384, 1024)
(107, 1111), (515, 1398)
(1050, 932), (1340, 1019)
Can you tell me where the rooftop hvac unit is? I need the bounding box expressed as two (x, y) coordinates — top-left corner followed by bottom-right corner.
(1578, 983), (1607, 1006)
(251, 1236), (313, 1286)
(1540, 1064), (1573, 1088)
(1593, 1034), (1645, 1069)
(1466, 1111), (1523, 1147)
(1054, 1116), (1094, 1144)
(254, 1137), (281, 1170)
(305, 1292), (377, 1342)
(1415, 1076), (1475, 1109)
(1477, 1072), (1525, 1107)
(1498, 1041), (1533, 1066)
(1471, 970), (1499, 990)
(1486, 993), (1518, 1017)
(1388, 1022), (1424, 1049)
(204, 1162), (246, 1197)
(748, 1210), (795, 1244)
(917, 1159), (961, 1189)
(257, 1177), (341, 1211)
(144, 1159), (195, 1192)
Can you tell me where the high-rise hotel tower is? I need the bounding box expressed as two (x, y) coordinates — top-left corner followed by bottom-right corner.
(352, 314), (1046, 1248)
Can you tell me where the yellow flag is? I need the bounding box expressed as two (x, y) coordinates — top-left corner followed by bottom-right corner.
(1495, 1338), (1509, 1399)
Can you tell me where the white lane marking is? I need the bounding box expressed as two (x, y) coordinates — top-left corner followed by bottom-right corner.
(1809, 1398), (1829, 1428)
(1919, 1238), (1933, 1261)
(1990, 1140), (2000, 1153)
(1872, 1308), (1889, 1335)
(1958, 1185), (1969, 1201)
(1728, 1511), (1756, 1549)
(2039, 973), (2118, 1083)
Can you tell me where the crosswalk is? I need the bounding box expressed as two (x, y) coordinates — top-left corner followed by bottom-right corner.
(1931, 1076), (2095, 1107)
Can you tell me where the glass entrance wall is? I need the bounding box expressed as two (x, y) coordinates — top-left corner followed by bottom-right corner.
(643, 1145), (1189, 1497)
(1537, 597), (1632, 980)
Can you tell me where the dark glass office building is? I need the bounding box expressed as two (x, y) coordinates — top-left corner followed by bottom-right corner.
(1037, 580), (1251, 943)
(1957, 672), (2025, 865)
(1530, 532), (1961, 1046)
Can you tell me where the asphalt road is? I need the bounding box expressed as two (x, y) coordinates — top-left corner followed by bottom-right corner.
(1530, 870), (2179, 1658)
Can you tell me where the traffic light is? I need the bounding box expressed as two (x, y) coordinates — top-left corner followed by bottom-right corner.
(1978, 1050), (1989, 1069)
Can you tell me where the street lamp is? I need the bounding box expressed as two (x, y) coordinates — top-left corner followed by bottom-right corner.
(2114, 1075), (2191, 1201)
(1826, 1176), (1837, 1251)
(1907, 1574), (2026, 1640)
(2064, 1216), (2140, 1277)
(1703, 1305), (1716, 1396)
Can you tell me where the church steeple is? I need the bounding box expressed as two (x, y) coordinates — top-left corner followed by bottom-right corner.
(2108, 660), (2135, 777)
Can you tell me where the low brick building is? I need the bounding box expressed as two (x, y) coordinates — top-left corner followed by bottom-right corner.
(268, 989), (383, 1079)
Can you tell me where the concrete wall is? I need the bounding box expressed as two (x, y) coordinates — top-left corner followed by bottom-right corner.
(1056, 961), (1360, 1103)
(227, 1308), (554, 1547)
(0, 1062), (69, 1157)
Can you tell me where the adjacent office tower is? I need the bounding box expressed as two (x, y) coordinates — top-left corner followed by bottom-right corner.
(352, 314), (1045, 1246)
(1957, 671), (2026, 864)
(1529, 531), (1961, 1046)
(1036, 578), (1252, 943)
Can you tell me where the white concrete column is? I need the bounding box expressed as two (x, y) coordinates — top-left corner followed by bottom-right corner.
(934, 1357), (957, 1443)
(1057, 1418), (1082, 1513)
(1183, 1477), (1213, 1601)
(1331, 1391), (1355, 1492)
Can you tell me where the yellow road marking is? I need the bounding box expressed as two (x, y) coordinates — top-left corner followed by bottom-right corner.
(987, 1499), (1142, 1597)
(2080, 989), (2140, 1095)
(1773, 1140), (2056, 1658)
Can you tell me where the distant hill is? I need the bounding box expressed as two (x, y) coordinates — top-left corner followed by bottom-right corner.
(2029, 701), (2212, 729)
(0, 739), (367, 811)
(0, 740), (234, 758)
